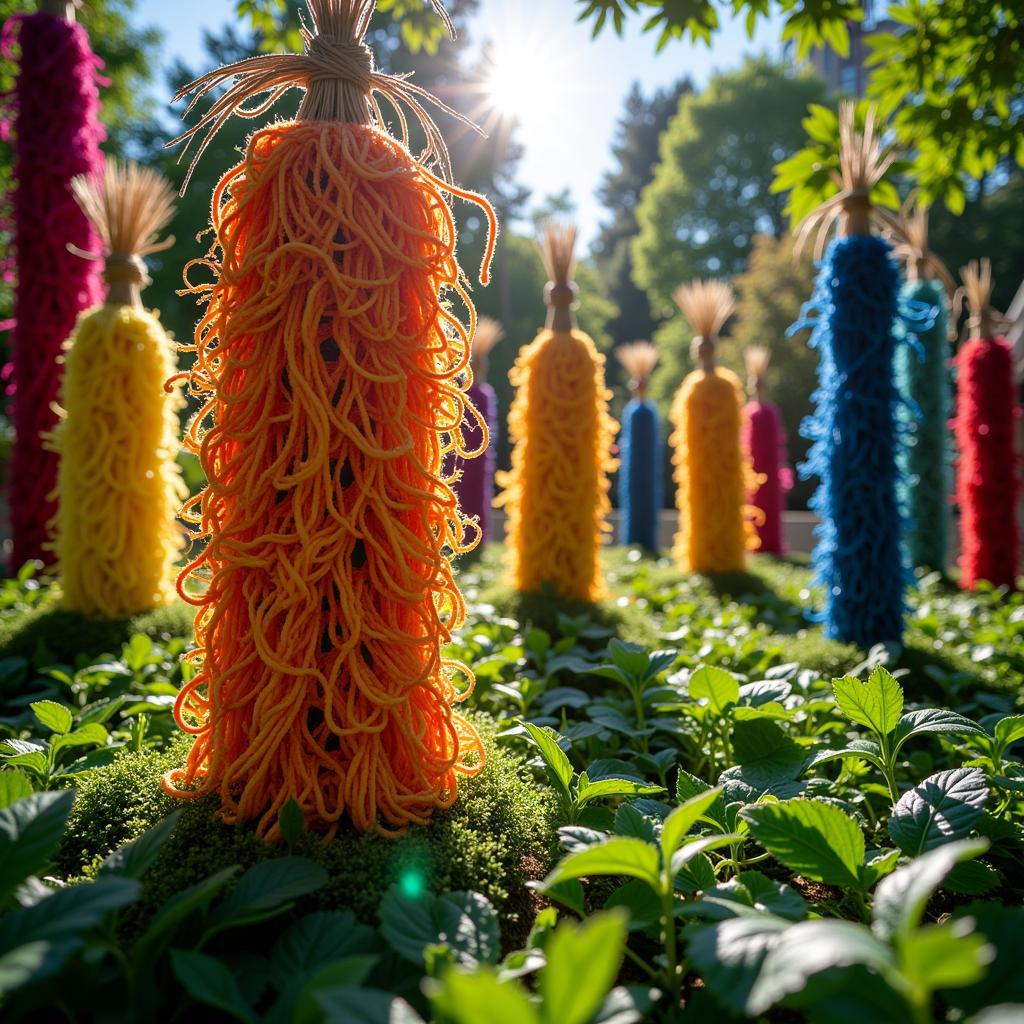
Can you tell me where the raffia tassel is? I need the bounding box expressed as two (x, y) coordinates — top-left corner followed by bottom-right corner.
(794, 101), (901, 259)
(674, 278), (734, 372)
(616, 340), (659, 394)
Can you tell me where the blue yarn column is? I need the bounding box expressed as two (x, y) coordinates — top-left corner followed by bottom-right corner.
(895, 278), (951, 572)
(797, 234), (907, 646)
(619, 398), (662, 551)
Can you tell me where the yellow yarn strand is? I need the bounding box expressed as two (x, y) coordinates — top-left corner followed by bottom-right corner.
(670, 365), (759, 573)
(51, 304), (186, 616)
(496, 328), (618, 602)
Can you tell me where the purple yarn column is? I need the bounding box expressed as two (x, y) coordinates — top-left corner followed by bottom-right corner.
(454, 379), (497, 544)
(744, 400), (789, 555)
(2, 9), (104, 570)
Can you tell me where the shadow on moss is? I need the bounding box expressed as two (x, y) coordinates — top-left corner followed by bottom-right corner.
(61, 715), (555, 934)
(0, 598), (194, 663)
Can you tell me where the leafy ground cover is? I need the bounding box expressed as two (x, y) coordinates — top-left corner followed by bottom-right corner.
(0, 549), (1021, 1022)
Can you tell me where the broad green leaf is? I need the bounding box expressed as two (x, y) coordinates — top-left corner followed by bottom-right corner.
(30, 701), (73, 736)
(888, 768), (988, 856)
(539, 911), (628, 1024)
(428, 967), (540, 1024)
(0, 791), (74, 904)
(747, 919), (893, 1015)
(807, 739), (885, 772)
(901, 920), (992, 991)
(669, 834), (741, 876)
(576, 777), (663, 806)
(994, 715), (1024, 752)
(604, 878), (661, 931)
(100, 811), (181, 879)
(278, 799), (306, 847)
(317, 987), (423, 1024)
(0, 771), (34, 810)
(661, 787), (723, 861)
(290, 956), (380, 1023)
(207, 857), (327, 934)
(520, 721), (573, 799)
(689, 666), (740, 714)
(832, 667), (903, 737)
(270, 911), (377, 995)
(51, 723), (109, 758)
(0, 941), (59, 998)
(543, 837), (661, 894)
(742, 799), (864, 888)
(379, 889), (499, 969)
(171, 949), (256, 1024)
(892, 709), (986, 754)
(943, 859), (1001, 896)
(872, 838), (988, 942)
(687, 915), (791, 1015)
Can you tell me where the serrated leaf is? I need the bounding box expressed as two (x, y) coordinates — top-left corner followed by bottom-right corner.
(0, 791), (74, 904)
(661, 787), (722, 860)
(30, 701), (73, 736)
(543, 837), (661, 894)
(379, 890), (499, 969)
(832, 668), (903, 737)
(688, 666), (739, 714)
(170, 949), (255, 1024)
(888, 768), (988, 856)
(520, 721), (573, 799)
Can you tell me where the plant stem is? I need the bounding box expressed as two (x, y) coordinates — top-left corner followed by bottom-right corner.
(661, 886), (681, 1010)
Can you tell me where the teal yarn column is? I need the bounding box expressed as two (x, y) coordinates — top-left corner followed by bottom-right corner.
(895, 278), (951, 572)
(615, 341), (661, 551)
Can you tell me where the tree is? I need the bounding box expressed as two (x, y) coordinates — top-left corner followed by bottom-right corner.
(573, 0), (1024, 213)
(595, 79), (691, 366)
(632, 58), (826, 314)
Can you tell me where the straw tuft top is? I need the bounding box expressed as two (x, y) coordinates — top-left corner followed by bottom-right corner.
(674, 279), (735, 343)
(168, 0), (476, 193)
(473, 316), (504, 358)
(616, 340), (659, 385)
(541, 221), (579, 331)
(70, 158), (176, 306)
(889, 194), (956, 299)
(958, 259), (1010, 341)
(795, 102), (900, 259)
(744, 345), (770, 380)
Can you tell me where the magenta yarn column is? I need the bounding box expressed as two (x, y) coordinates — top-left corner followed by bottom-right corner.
(744, 400), (789, 555)
(455, 379), (497, 544)
(2, 8), (104, 570)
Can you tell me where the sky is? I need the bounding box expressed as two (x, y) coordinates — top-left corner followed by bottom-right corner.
(137, 0), (782, 244)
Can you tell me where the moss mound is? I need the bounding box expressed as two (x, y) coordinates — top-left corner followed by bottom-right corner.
(0, 597), (194, 663)
(61, 716), (554, 929)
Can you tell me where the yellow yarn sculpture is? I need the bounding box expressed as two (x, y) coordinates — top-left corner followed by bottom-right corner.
(496, 223), (617, 601)
(50, 159), (186, 617)
(670, 279), (758, 573)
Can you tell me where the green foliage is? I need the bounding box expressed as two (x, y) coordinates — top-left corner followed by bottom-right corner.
(61, 718), (555, 926)
(633, 58), (826, 315)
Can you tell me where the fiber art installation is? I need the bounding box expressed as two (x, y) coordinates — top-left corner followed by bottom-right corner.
(51, 159), (186, 617)
(891, 197), (956, 573)
(790, 103), (916, 646)
(452, 316), (502, 546)
(2, 0), (103, 569)
(616, 340), (662, 552)
(954, 259), (1018, 591)
(670, 279), (757, 573)
(161, 0), (497, 839)
(743, 346), (790, 556)
(496, 222), (617, 602)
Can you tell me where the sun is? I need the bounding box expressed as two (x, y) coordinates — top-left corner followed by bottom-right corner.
(482, 31), (572, 126)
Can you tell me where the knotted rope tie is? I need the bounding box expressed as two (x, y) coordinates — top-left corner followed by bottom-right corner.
(306, 35), (373, 90)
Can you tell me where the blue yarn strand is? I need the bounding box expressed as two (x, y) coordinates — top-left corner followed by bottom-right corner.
(790, 234), (913, 646)
(619, 399), (661, 551)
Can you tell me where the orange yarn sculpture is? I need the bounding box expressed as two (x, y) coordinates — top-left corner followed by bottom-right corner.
(670, 280), (759, 573)
(496, 223), (617, 602)
(161, 0), (496, 839)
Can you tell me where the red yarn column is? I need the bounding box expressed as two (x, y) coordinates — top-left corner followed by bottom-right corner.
(2, 8), (104, 569)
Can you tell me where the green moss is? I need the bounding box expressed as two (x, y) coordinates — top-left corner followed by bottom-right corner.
(0, 597), (194, 663)
(61, 715), (554, 930)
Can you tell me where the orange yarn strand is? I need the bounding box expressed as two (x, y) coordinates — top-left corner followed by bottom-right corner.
(161, 119), (494, 839)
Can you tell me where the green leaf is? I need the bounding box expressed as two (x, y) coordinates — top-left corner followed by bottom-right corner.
(51, 723), (108, 758)
(892, 709), (986, 754)
(0, 791), (74, 904)
(429, 966), (539, 1024)
(872, 838), (988, 942)
(543, 837), (661, 894)
(689, 665), (740, 714)
(99, 811), (181, 879)
(317, 988), (423, 1024)
(171, 949), (256, 1024)
(832, 667), (903, 737)
(207, 857), (327, 934)
(747, 919), (893, 1015)
(278, 799), (306, 847)
(943, 859), (1001, 896)
(0, 876), (139, 945)
(0, 771), (34, 810)
(539, 911), (628, 1024)
(661, 787), (723, 861)
(742, 799), (864, 888)
(0, 941), (61, 998)
(901, 920), (992, 991)
(30, 701), (73, 736)
(270, 911), (377, 997)
(994, 715), (1024, 752)
(379, 889), (499, 969)
(576, 777), (663, 806)
(520, 721), (574, 799)
(888, 768), (988, 856)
